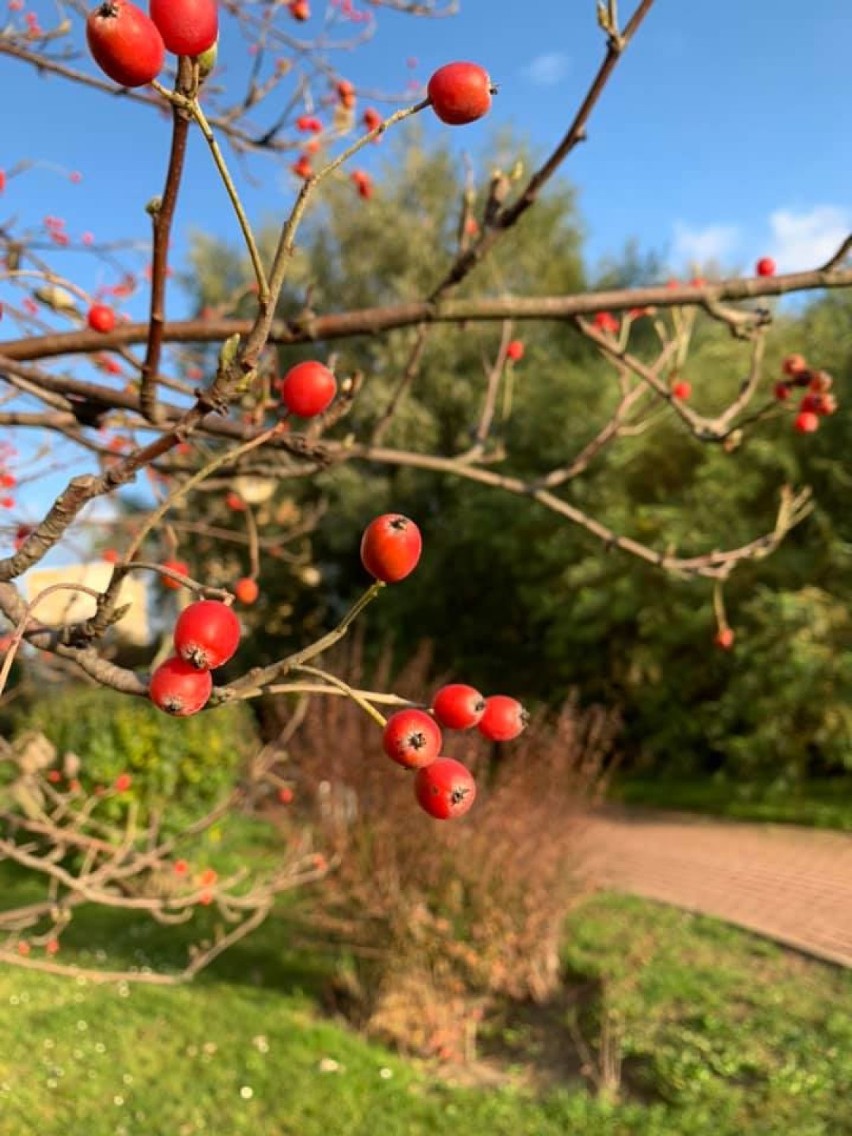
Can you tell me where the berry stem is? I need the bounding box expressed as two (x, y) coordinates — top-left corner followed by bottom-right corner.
(293, 663), (388, 728)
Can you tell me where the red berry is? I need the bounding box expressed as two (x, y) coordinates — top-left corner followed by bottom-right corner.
(506, 339), (524, 363)
(291, 155), (313, 180)
(414, 758), (476, 820)
(773, 382), (792, 401)
(431, 683), (486, 730)
(173, 599), (241, 670)
(336, 79), (356, 108)
(160, 558), (189, 590)
(671, 379), (692, 401)
(234, 577), (259, 605)
(278, 360), (337, 417)
(593, 311), (619, 334)
(812, 392), (837, 416)
(114, 772), (133, 792)
(363, 107), (382, 132)
(351, 170), (373, 199)
(86, 1), (164, 88)
(808, 370), (834, 394)
(782, 353), (808, 378)
(149, 0), (217, 56)
(382, 708), (442, 769)
(477, 695), (529, 742)
(87, 303), (116, 333)
(427, 62), (493, 126)
(288, 0), (310, 19)
(794, 410), (820, 434)
(149, 656), (212, 715)
(278, 786), (294, 804)
(360, 513), (422, 583)
(715, 627), (735, 651)
(756, 256), (776, 277)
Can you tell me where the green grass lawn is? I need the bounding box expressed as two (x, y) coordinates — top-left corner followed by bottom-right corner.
(1, 883), (850, 1136)
(609, 775), (852, 831)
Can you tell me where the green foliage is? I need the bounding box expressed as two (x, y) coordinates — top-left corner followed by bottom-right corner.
(16, 684), (257, 823)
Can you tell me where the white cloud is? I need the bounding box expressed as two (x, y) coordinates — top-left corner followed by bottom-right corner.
(522, 52), (570, 86)
(767, 206), (850, 272)
(672, 221), (740, 267)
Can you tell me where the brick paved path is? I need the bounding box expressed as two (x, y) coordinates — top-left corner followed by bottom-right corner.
(579, 806), (852, 968)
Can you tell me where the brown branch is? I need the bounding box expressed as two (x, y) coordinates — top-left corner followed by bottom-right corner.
(428, 0), (657, 299)
(5, 265), (851, 365)
(139, 59), (194, 422)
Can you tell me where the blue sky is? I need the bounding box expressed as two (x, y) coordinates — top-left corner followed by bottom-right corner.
(1, 0), (851, 558)
(2, 0), (850, 315)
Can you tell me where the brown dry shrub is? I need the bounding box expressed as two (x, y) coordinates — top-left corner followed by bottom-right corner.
(284, 642), (619, 1062)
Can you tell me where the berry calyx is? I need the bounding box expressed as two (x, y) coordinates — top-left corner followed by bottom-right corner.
(382, 708), (442, 769)
(234, 577), (259, 605)
(149, 656), (212, 715)
(173, 599), (241, 670)
(427, 62), (493, 126)
(755, 256), (776, 277)
(149, 0), (218, 57)
(87, 303), (116, 333)
(86, 1), (165, 88)
(278, 360), (337, 417)
(360, 513), (422, 583)
(431, 683), (486, 730)
(477, 694), (529, 742)
(414, 757), (477, 820)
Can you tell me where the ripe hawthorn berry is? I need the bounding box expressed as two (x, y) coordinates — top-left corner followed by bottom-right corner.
(336, 79), (356, 108)
(671, 379), (692, 401)
(477, 694), (529, 742)
(363, 107), (382, 132)
(160, 558), (189, 589)
(414, 757), (477, 820)
(149, 656), (212, 715)
(174, 599), (241, 670)
(431, 683), (486, 730)
(86, 1), (164, 88)
(234, 577), (259, 605)
(773, 382), (792, 401)
(715, 627), (735, 650)
(427, 62), (493, 125)
(382, 708), (442, 769)
(782, 353), (808, 378)
(506, 339), (524, 363)
(593, 311), (619, 334)
(755, 256), (776, 277)
(794, 410), (820, 434)
(87, 303), (116, 333)
(149, 0), (217, 57)
(278, 360), (337, 417)
(360, 513), (422, 583)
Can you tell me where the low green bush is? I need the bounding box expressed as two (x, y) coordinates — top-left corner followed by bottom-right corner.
(16, 683), (257, 824)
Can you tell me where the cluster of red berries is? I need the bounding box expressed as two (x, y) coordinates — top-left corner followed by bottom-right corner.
(774, 354), (838, 434)
(382, 684), (528, 821)
(86, 0), (218, 89)
(356, 514), (526, 820)
(149, 599), (240, 715)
